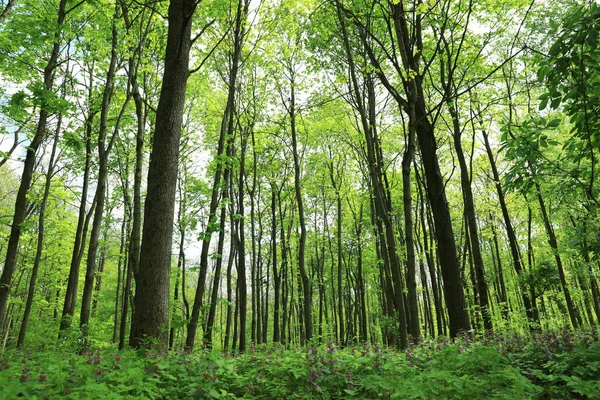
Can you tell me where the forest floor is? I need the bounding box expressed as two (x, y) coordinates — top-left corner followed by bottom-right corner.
(1, 328), (599, 399)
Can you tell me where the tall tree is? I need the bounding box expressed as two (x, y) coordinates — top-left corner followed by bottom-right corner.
(0, 0), (70, 330)
(129, 0), (196, 350)
(185, 0), (250, 351)
(17, 114), (61, 347)
(80, 0), (126, 331)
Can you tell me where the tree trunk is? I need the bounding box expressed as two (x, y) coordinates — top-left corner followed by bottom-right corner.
(203, 183), (227, 348)
(129, 0), (194, 350)
(120, 19), (146, 349)
(112, 207), (129, 343)
(186, 0), (248, 351)
(289, 79), (312, 343)
(328, 158), (345, 345)
(535, 183), (580, 329)
(271, 186), (281, 343)
(401, 101), (420, 341)
(490, 217), (509, 320)
(447, 101), (491, 331)
(16, 121), (60, 347)
(80, 6), (121, 330)
(415, 164), (445, 337)
(237, 133), (248, 352)
(60, 102), (95, 333)
(0, 0), (67, 330)
(478, 117), (538, 326)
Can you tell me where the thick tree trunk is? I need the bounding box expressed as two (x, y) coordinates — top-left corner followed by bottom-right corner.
(129, 0), (194, 350)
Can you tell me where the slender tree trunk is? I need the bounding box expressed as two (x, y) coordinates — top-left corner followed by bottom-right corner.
(447, 101), (491, 331)
(289, 79), (312, 343)
(349, 200), (368, 342)
(223, 227), (236, 353)
(490, 217), (509, 320)
(205, 146), (233, 348)
(203, 191), (227, 348)
(336, 2), (408, 346)
(251, 172), (258, 345)
(535, 183), (579, 329)
(271, 186), (281, 343)
(112, 208), (128, 343)
(479, 122), (539, 329)
(328, 159), (345, 345)
(80, 4), (122, 331)
(119, 22), (146, 349)
(61, 101), (95, 332)
(237, 134), (248, 352)
(279, 198), (289, 345)
(401, 105), (420, 341)
(0, 0), (67, 330)
(478, 114), (538, 326)
(16, 122), (60, 348)
(169, 207), (186, 349)
(415, 165), (445, 337)
(186, 0), (248, 351)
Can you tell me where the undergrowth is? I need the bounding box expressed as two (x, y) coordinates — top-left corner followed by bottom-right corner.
(1, 328), (599, 399)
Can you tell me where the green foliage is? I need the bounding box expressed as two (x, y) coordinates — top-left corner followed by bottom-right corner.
(506, 329), (600, 399)
(15, 333), (600, 399)
(519, 261), (561, 297)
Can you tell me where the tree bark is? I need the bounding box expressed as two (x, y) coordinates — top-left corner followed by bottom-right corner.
(0, 0), (67, 331)
(80, 6), (122, 330)
(288, 77), (313, 343)
(478, 118), (538, 326)
(271, 185), (281, 342)
(16, 119), (60, 347)
(186, 0), (248, 351)
(129, 0), (194, 350)
(535, 183), (580, 329)
(447, 101), (491, 331)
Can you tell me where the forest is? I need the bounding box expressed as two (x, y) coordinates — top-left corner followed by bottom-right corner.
(1, 0), (600, 398)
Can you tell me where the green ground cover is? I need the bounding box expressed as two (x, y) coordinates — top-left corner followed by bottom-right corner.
(1, 329), (599, 399)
